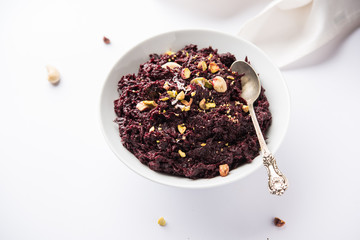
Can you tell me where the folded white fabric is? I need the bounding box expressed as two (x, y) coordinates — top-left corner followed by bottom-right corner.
(238, 0), (360, 68)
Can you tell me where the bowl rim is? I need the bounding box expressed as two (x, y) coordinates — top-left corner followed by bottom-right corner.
(99, 28), (290, 189)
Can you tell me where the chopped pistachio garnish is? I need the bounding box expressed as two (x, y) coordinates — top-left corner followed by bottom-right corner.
(201, 143), (206, 147)
(190, 77), (206, 87)
(142, 100), (158, 107)
(177, 124), (186, 134)
(208, 53), (213, 60)
(158, 217), (166, 226)
(225, 143), (229, 146)
(156, 140), (160, 143)
(191, 91), (196, 97)
(160, 97), (169, 101)
(167, 90), (177, 98)
(163, 81), (170, 90)
(158, 127), (162, 130)
(165, 50), (174, 55)
(197, 61), (207, 71)
(181, 68), (191, 79)
(184, 106), (191, 111)
(176, 91), (185, 101)
(226, 75), (235, 80)
(205, 102), (216, 109)
(178, 150), (186, 158)
(199, 98), (206, 110)
(242, 105), (249, 113)
(149, 126), (155, 132)
(162, 110), (166, 113)
(204, 79), (213, 89)
(235, 101), (241, 105)
(212, 76), (227, 93)
(209, 62), (219, 73)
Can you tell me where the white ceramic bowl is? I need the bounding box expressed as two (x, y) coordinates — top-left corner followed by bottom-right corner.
(99, 29), (290, 189)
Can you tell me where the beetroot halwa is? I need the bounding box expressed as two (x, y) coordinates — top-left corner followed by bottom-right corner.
(114, 44), (271, 179)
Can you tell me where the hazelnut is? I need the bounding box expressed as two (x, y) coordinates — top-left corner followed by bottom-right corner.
(161, 62), (181, 70)
(212, 76), (227, 93)
(219, 164), (229, 177)
(209, 62), (219, 73)
(181, 68), (191, 79)
(197, 61), (207, 71)
(46, 65), (60, 85)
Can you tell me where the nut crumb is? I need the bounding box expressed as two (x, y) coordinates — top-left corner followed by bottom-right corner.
(274, 217), (285, 227)
(158, 217), (166, 226)
(219, 164), (229, 177)
(46, 65), (60, 85)
(103, 36), (110, 44)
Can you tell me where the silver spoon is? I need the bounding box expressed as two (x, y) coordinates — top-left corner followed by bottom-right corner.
(230, 61), (288, 195)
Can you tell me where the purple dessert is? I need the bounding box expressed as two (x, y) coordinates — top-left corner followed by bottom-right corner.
(114, 44), (271, 179)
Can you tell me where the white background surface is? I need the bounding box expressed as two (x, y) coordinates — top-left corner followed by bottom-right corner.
(0, 0), (360, 239)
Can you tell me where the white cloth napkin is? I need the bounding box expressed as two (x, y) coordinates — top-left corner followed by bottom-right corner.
(238, 0), (360, 68)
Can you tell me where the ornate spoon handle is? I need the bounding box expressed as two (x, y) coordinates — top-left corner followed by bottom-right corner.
(263, 153), (288, 195)
(248, 103), (288, 195)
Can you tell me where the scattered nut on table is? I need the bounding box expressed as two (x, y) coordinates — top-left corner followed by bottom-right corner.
(103, 36), (111, 44)
(274, 217), (285, 227)
(46, 65), (60, 85)
(158, 217), (166, 226)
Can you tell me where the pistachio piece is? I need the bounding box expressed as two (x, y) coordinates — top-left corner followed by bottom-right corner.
(46, 65), (60, 84)
(190, 77), (206, 88)
(219, 164), (229, 177)
(161, 62), (181, 70)
(199, 98), (206, 110)
(178, 150), (186, 158)
(136, 100), (158, 111)
(191, 91), (196, 97)
(207, 53), (213, 60)
(197, 61), (207, 71)
(159, 97), (169, 101)
(158, 217), (166, 226)
(181, 68), (191, 79)
(142, 100), (158, 107)
(242, 105), (249, 113)
(226, 75), (235, 80)
(212, 76), (227, 93)
(167, 90), (177, 98)
(183, 106), (190, 111)
(149, 126), (155, 132)
(201, 143), (206, 147)
(204, 79), (213, 89)
(163, 81), (170, 90)
(136, 102), (148, 111)
(165, 50), (174, 55)
(181, 98), (193, 106)
(176, 91), (185, 101)
(177, 124), (186, 134)
(209, 62), (219, 73)
(205, 102), (216, 109)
